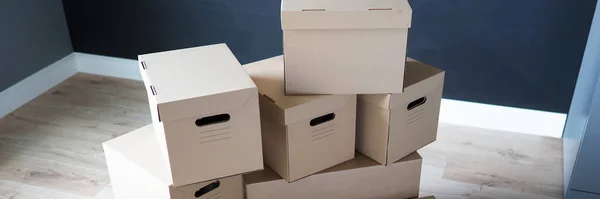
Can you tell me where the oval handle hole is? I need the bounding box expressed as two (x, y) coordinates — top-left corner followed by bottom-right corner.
(310, 113), (335, 126)
(407, 97), (427, 110)
(195, 114), (230, 127)
(194, 180), (220, 197)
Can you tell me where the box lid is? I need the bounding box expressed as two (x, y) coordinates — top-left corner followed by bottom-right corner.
(102, 124), (173, 186)
(245, 152), (421, 184)
(139, 44), (257, 122)
(360, 58), (445, 110)
(243, 56), (355, 125)
(281, 0), (412, 30)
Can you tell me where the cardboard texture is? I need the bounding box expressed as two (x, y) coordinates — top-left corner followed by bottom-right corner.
(244, 152), (422, 199)
(103, 125), (244, 199)
(357, 58), (445, 165)
(243, 56), (357, 182)
(138, 44), (263, 186)
(281, 0), (412, 94)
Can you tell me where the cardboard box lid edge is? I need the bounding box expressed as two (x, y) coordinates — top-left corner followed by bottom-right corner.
(281, 0), (412, 13)
(157, 87), (257, 122)
(245, 152), (422, 185)
(283, 94), (355, 125)
(281, 11), (411, 30)
(281, 0), (411, 30)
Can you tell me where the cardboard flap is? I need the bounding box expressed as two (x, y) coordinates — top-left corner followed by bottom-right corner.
(244, 56), (354, 125)
(139, 43), (256, 122)
(102, 125), (173, 186)
(281, 0), (411, 29)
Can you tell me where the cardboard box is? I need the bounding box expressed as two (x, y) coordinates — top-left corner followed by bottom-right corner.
(103, 124), (244, 199)
(281, 0), (412, 94)
(415, 197), (436, 199)
(138, 44), (263, 186)
(356, 58), (445, 165)
(244, 152), (422, 199)
(243, 56), (356, 182)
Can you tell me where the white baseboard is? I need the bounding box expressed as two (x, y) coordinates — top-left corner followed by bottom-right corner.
(439, 99), (566, 138)
(0, 52), (567, 138)
(0, 54), (78, 118)
(75, 52), (141, 81)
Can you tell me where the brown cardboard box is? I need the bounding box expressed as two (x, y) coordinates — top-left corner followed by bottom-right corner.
(245, 152), (422, 199)
(281, 0), (412, 94)
(243, 56), (356, 182)
(138, 44), (263, 186)
(357, 59), (445, 165)
(103, 124), (244, 199)
(415, 197), (436, 199)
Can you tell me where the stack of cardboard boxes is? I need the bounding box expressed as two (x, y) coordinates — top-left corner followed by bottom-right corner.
(102, 0), (444, 198)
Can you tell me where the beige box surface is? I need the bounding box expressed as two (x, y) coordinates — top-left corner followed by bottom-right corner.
(245, 152), (422, 199)
(138, 44), (263, 186)
(103, 125), (244, 199)
(281, 0), (412, 94)
(357, 58), (445, 165)
(243, 56), (356, 182)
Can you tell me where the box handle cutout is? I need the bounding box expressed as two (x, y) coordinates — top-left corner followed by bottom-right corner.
(194, 180), (220, 197)
(302, 8), (326, 11)
(310, 113), (335, 126)
(407, 97), (427, 110)
(149, 85), (157, 96)
(368, 8), (392, 11)
(141, 61), (147, 70)
(196, 114), (230, 127)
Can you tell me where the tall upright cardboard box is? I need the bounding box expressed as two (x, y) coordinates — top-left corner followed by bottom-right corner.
(357, 58), (445, 165)
(138, 44), (263, 186)
(281, 0), (412, 94)
(243, 56), (357, 182)
(245, 152), (422, 199)
(104, 125), (244, 199)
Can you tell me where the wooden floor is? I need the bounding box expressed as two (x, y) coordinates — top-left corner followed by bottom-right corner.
(0, 73), (563, 199)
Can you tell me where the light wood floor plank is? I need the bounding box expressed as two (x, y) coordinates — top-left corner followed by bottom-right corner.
(0, 73), (564, 199)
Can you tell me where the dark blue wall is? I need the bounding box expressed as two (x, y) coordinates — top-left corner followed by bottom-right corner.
(62, 0), (282, 65)
(61, 0), (597, 113)
(407, 0), (597, 113)
(0, 0), (72, 92)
